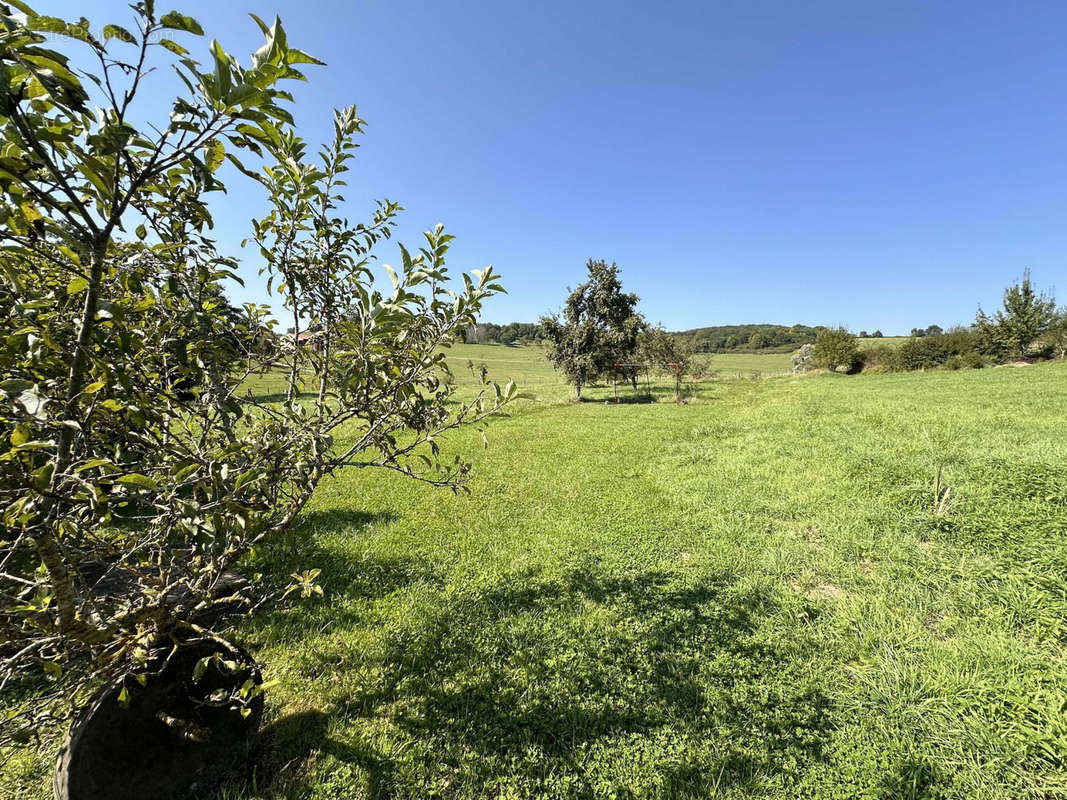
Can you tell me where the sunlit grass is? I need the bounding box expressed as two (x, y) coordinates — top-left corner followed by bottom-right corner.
(223, 358), (1066, 799)
(5, 355), (1066, 799)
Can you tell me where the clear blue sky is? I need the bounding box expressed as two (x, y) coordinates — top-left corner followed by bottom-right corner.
(82, 0), (1066, 333)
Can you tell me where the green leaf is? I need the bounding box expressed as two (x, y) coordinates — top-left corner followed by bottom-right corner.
(103, 24), (136, 43)
(248, 12), (270, 35)
(383, 263), (398, 290)
(159, 38), (189, 56)
(74, 458), (112, 472)
(10, 424), (30, 447)
(285, 49), (325, 66)
(209, 39), (232, 98)
(58, 245), (81, 265)
(234, 467), (258, 490)
(4, 1), (35, 15)
(203, 139), (224, 173)
(31, 462), (54, 490)
(192, 656), (210, 682)
(0, 379), (33, 395)
(117, 473), (158, 490)
(66, 276), (88, 295)
(159, 11), (204, 35)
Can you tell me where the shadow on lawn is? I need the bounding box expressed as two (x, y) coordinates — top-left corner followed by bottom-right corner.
(291, 508), (397, 537)
(241, 709), (396, 799)
(229, 560), (833, 798)
(581, 394), (662, 404)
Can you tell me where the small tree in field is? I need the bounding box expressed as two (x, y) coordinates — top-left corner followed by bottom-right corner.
(975, 271), (1057, 359)
(812, 327), (860, 372)
(1044, 311), (1067, 360)
(540, 259), (644, 399)
(638, 325), (694, 378)
(0, 2), (512, 773)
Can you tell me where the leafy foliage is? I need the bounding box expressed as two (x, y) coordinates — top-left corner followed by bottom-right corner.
(463, 321), (539, 345)
(812, 327), (860, 372)
(910, 324), (944, 337)
(637, 325), (695, 378)
(896, 328), (980, 371)
(975, 271), (1057, 359)
(675, 323), (825, 353)
(1040, 312), (1067, 360)
(0, 2), (510, 747)
(540, 260), (645, 399)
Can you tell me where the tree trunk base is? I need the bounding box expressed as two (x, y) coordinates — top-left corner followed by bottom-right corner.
(54, 638), (263, 800)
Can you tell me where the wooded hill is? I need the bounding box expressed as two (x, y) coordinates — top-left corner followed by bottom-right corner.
(673, 323), (827, 353)
(467, 322), (896, 353)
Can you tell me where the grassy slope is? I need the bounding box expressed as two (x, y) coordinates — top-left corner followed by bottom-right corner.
(6, 357), (1066, 799)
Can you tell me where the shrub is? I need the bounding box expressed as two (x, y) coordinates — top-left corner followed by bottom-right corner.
(940, 327), (979, 356)
(638, 325), (696, 379)
(812, 328), (861, 373)
(689, 356), (712, 380)
(861, 344), (903, 372)
(895, 330), (984, 371)
(1040, 314), (1067, 359)
(899, 335), (950, 370)
(945, 351), (984, 370)
(975, 271), (1057, 359)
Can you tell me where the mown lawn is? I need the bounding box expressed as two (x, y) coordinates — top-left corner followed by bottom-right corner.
(5, 358), (1066, 799)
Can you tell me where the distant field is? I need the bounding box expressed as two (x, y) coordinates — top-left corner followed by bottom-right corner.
(245, 343), (871, 405)
(242, 340), (906, 410)
(703, 351), (792, 375)
(444, 343), (793, 404)
(858, 336), (909, 349)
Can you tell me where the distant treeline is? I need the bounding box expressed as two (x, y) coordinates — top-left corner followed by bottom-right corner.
(466, 321), (889, 352)
(673, 324), (830, 353)
(463, 321), (541, 345)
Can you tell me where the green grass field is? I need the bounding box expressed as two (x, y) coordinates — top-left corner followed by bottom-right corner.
(445, 343), (792, 402)
(858, 336), (909, 350)
(5, 353), (1067, 799)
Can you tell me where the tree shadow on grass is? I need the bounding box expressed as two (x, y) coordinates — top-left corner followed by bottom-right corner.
(291, 508), (397, 537)
(232, 709), (395, 800)
(249, 509), (399, 592)
(231, 559), (834, 798)
(581, 394), (659, 404)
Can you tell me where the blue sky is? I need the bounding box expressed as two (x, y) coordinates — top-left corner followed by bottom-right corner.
(81, 0), (1066, 333)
